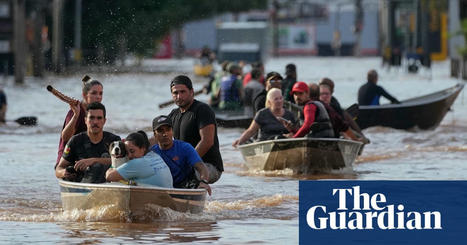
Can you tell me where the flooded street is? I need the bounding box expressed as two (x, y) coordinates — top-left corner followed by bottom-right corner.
(0, 57), (466, 244)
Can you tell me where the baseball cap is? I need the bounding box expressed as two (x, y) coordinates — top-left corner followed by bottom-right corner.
(291, 81), (309, 94)
(152, 115), (172, 131)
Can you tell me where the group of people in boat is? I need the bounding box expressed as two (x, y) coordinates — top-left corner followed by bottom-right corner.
(54, 75), (222, 196)
(228, 64), (401, 147)
(53, 61), (400, 194)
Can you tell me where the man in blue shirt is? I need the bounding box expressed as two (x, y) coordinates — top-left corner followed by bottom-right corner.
(151, 115), (211, 195)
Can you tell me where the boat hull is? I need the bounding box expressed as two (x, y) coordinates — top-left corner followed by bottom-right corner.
(59, 180), (206, 215)
(356, 84), (464, 130)
(238, 138), (362, 173)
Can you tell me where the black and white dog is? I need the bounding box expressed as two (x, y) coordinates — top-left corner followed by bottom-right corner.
(109, 140), (129, 169)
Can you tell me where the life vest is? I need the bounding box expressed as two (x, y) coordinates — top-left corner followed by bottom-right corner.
(305, 101), (335, 138)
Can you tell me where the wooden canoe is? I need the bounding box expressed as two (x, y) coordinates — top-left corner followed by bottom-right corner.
(238, 138), (363, 174)
(355, 83), (464, 130)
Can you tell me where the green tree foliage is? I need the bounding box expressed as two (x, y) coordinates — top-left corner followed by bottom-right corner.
(78, 0), (267, 63)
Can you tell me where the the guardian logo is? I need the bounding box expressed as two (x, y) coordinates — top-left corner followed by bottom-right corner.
(307, 186), (442, 230)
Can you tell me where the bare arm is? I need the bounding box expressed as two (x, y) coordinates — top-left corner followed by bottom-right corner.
(106, 168), (124, 182)
(196, 124), (215, 157)
(232, 120), (260, 147)
(55, 157), (72, 179)
(194, 162), (211, 196)
(61, 103), (81, 143)
(74, 157), (111, 171)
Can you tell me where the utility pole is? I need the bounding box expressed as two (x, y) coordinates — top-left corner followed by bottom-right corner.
(32, 0), (46, 78)
(353, 0), (363, 57)
(52, 0), (64, 73)
(271, 0), (279, 57)
(74, 0), (82, 66)
(13, 0), (26, 84)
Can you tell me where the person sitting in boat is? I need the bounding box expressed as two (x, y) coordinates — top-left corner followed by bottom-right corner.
(199, 45), (215, 65)
(207, 61), (229, 108)
(307, 83), (362, 142)
(0, 87), (7, 123)
(253, 72), (283, 114)
(105, 131), (173, 188)
(232, 88), (298, 147)
(318, 79), (369, 143)
(243, 68), (264, 117)
(151, 115), (211, 195)
(243, 61), (265, 87)
(358, 69), (400, 105)
(218, 63), (243, 111)
(287, 82), (334, 138)
(55, 102), (120, 183)
(55, 76), (104, 168)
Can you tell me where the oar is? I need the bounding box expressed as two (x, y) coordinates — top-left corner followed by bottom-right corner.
(8, 116), (37, 126)
(158, 89), (204, 109)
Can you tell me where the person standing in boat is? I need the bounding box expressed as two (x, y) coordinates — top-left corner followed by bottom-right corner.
(167, 75), (223, 184)
(0, 87), (7, 123)
(232, 88), (298, 147)
(151, 115), (211, 195)
(288, 82), (334, 138)
(281, 63), (297, 102)
(55, 102), (120, 183)
(105, 131), (173, 188)
(55, 76), (103, 168)
(358, 69), (400, 105)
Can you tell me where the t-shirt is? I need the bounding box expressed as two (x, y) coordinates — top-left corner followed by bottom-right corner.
(56, 106), (87, 167)
(62, 131), (120, 164)
(151, 140), (202, 187)
(254, 108), (297, 141)
(168, 100), (223, 172)
(253, 89), (267, 114)
(244, 80), (264, 107)
(117, 151), (173, 188)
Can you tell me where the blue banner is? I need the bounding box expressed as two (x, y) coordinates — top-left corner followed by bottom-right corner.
(299, 181), (467, 245)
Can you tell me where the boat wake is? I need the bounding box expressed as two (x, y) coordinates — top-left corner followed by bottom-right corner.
(235, 168), (295, 177)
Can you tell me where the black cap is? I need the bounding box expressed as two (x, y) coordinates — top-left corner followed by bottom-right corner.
(152, 115), (172, 131)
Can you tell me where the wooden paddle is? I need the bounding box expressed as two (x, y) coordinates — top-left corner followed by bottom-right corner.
(46, 85), (79, 106)
(158, 89), (204, 109)
(7, 116), (37, 126)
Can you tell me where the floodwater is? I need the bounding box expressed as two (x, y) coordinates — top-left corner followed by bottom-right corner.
(0, 57), (466, 244)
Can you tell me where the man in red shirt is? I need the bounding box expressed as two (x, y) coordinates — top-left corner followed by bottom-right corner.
(289, 82), (334, 138)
